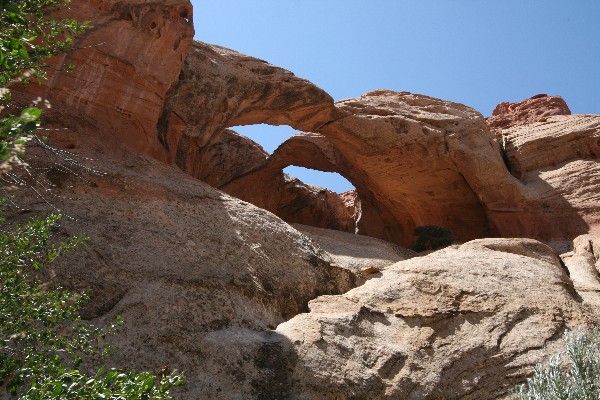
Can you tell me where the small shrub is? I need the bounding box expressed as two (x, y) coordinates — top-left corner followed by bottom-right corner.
(411, 225), (455, 252)
(516, 326), (600, 400)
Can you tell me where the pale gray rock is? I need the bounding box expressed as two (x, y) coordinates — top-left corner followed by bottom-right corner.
(561, 234), (600, 308)
(8, 125), (354, 399)
(277, 239), (592, 400)
(293, 223), (416, 283)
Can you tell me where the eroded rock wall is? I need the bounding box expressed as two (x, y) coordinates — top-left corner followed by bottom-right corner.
(319, 91), (528, 245)
(13, 3), (600, 246)
(499, 115), (600, 241)
(487, 94), (572, 137)
(12, 0), (194, 159)
(8, 121), (356, 399)
(160, 41), (341, 171)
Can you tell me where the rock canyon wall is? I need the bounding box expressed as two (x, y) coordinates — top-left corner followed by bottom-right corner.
(6, 0), (600, 399)
(12, 1), (600, 246)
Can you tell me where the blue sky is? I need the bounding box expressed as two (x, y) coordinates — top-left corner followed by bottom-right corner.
(192, 1), (600, 193)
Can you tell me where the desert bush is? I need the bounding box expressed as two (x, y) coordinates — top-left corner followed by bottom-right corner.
(516, 326), (600, 400)
(411, 225), (455, 252)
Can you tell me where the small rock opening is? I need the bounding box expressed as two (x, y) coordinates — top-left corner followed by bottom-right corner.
(232, 124), (297, 154)
(229, 124), (362, 234)
(232, 124), (354, 193)
(283, 166), (354, 195)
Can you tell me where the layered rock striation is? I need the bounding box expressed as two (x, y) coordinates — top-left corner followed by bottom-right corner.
(278, 238), (594, 399)
(11, 0), (195, 159)
(5, 1), (600, 399)
(487, 94), (572, 137)
(13, 2), (600, 246)
(500, 115), (600, 241)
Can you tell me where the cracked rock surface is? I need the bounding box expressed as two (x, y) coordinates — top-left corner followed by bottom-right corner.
(277, 238), (594, 400)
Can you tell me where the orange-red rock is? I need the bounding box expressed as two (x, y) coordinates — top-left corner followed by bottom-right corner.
(160, 42), (341, 172)
(501, 115), (600, 241)
(487, 94), (571, 137)
(10, 3), (600, 248)
(12, 0), (194, 159)
(319, 91), (528, 245)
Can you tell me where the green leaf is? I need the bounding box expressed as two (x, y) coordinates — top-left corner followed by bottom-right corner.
(52, 382), (64, 395)
(21, 107), (41, 120)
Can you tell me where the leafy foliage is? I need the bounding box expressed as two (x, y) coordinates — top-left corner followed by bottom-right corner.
(411, 225), (455, 252)
(0, 209), (184, 398)
(1, 0), (88, 163)
(1, 1), (184, 398)
(0, 0), (87, 86)
(516, 327), (600, 400)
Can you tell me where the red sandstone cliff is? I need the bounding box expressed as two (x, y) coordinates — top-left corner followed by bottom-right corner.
(11, 0), (600, 246)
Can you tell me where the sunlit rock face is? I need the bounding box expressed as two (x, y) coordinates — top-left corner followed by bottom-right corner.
(500, 114), (600, 241)
(159, 41), (342, 172)
(6, 1), (600, 399)
(12, 0), (195, 159)
(487, 94), (572, 137)
(319, 91), (527, 245)
(9, 123), (357, 399)
(13, 2), (600, 246)
(277, 238), (594, 400)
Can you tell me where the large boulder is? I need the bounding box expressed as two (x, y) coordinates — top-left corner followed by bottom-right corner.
(7, 121), (356, 399)
(293, 224), (416, 283)
(277, 238), (595, 400)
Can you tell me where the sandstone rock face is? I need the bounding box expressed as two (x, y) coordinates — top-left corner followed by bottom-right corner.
(13, 127), (597, 399)
(278, 238), (593, 400)
(502, 115), (600, 178)
(16, 9), (597, 248)
(180, 128), (269, 188)
(9, 0), (600, 247)
(320, 91), (528, 245)
(219, 131), (360, 233)
(5, 2), (600, 399)
(148, 123), (356, 233)
(487, 94), (572, 137)
(501, 115), (600, 240)
(12, 0), (194, 159)
(293, 224), (416, 283)
(561, 234), (600, 307)
(160, 41), (340, 172)
(9, 122), (356, 399)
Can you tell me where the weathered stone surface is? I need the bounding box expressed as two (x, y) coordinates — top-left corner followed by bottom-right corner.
(9, 0), (600, 248)
(293, 224), (416, 283)
(319, 90), (528, 245)
(275, 178), (357, 231)
(160, 41), (341, 172)
(502, 115), (600, 239)
(8, 122), (356, 399)
(502, 115), (600, 178)
(192, 130), (357, 233)
(179, 128), (269, 188)
(561, 234), (600, 307)
(12, 0), (194, 159)
(487, 94), (571, 137)
(277, 239), (594, 400)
